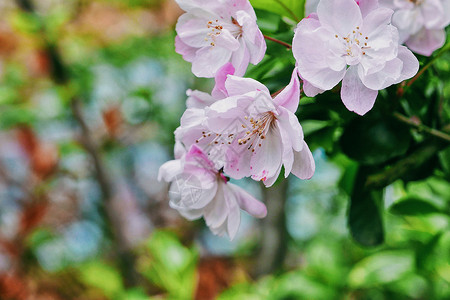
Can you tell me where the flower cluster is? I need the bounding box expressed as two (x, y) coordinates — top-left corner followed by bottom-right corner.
(294, 0), (419, 115)
(381, 0), (450, 56)
(159, 0), (445, 239)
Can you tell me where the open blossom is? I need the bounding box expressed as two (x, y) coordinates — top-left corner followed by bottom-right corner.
(158, 145), (267, 239)
(175, 0), (266, 78)
(380, 0), (450, 56)
(293, 0), (419, 115)
(175, 64), (236, 169)
(205, 69), (315, 187)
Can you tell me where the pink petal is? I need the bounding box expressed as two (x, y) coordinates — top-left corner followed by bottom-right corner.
(273, 68), (301, 113)
(176, 12), (211, 48)
(293, 23), (346, 91)
(215, 29), (240, 51)
(277, 107), (304, 152)
(230, 183), (267, 218)
(396, 45), (419, 81)
(250, 126), (283, 183)
(301, 77), (325, 97)
(224, 75), (270, 96)
(359, 55), (403, 90)
(224, 142), (253, 179)
(317, 0), (363, 37)
(358, 0), (379, 18)
(405, 28), (446, 56)
(158, 159), (183, 182)
(225, 190), (241, 240)
(291, 141), (315, 180)
(203, 183), (228, 229)
(231, 39), (251, 76)
(212, 63), (235, 99)
(342, 65), (378, 115)
(191, 46), (233, 77)
(175, 35), (197, 62)
(186, 89), (216, 108)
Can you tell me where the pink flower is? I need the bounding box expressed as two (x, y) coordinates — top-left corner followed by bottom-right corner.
(158, 145), (267, 239)
(176, 64), (236, 168)
(293, 0), (419, 115)
(175, 0), (266, 78)
(380, 0), (450, 56)
(205, 69), (315, 187)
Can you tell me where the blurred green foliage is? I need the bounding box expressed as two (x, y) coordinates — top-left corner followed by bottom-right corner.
(0, 1), (448, 300)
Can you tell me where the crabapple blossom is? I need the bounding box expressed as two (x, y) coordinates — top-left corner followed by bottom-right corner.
(293, 0), (419, 115)
(158, 144), (267, 239)
(205, 69), (315, 187)
(175, 0), (266, 78)
(176, 64), (236, 169)
(380, 0), (450, 56)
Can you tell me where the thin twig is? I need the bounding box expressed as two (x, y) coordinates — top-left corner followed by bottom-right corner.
(274, 0), (300, 22)
(405, 43), (450, 89)
(365, 141), (444, 190)
(263, 34), (292, 49)
(393, 112), (450, 143)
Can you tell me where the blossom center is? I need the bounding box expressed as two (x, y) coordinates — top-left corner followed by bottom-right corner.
(335, 26), (370, 60)
(237, 112), (275, 153)
(205, 17), (242, 47)
(407, 0), (423, 5)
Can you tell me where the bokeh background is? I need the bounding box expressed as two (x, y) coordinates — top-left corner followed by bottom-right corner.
(0, 0), (449, 299)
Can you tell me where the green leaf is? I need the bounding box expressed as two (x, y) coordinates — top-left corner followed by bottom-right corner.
(79, 261), (124, 298)
(348, 250), (415, 288)
(139, 231), (198, 299)
(389, 198), (441, 216)
(348, 167), (384, 247)
(340, 117), (411, 165)
(250, 0), (305, 21)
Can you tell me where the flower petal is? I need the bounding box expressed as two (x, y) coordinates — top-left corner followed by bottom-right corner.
(229, 183), (267, 218)
(231, 39), (251, 76)
(175, 35), (196, 62)
(250, 125), (283, 182)
(225, 75), (270, 96)
(273, 68), (301, 113)
(158, 159), (183, 182)
(341, 65), (378, 115)
(395, 45), (419, 82)
(291, 141), (315, 180)
(212, 63), (235, 99)
(293, 22), (346, 90)
(317, 0), (363, 36)
(277, 107), (304, 152)
(405, 28), (446, 56)
(359, 55), (403, 90)
(186, 89), (216, 108)
(191, 46), (233, 77)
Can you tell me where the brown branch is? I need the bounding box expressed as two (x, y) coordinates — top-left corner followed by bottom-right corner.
(253, 179), (289, 277)
(404, 43), (450, 89)
(393, 112), (450, 143)
(263, 34), (292, 49)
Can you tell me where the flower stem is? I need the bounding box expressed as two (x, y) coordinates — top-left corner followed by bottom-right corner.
(405, 43), (450, 89)
(393, 112), (450, 143)
(263, 34), (292, 49)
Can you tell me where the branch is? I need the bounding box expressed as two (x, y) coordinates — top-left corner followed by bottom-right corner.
(263, 34), (292, 49)
(393, 112), (450, 143)
(365, 141), (445, 190)
(404, 43), (450, 90)
(253, 179), (289, 277)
